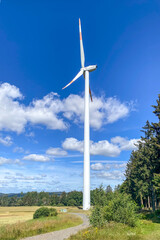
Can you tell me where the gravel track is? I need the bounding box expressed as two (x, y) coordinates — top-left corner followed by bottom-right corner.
(21, 213), (89, 240)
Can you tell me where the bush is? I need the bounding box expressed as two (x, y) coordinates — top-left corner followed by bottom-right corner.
(68, 199), (77, 206)
(33, 207), (50, 219)
(33, 207), (58, 219)
(90, 188), (139, 228)
(49, 208), (58, 216)
(90, 206), (106, 227)
(103, 193), (138, 227)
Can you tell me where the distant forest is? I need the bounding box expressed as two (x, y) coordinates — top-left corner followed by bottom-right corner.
(1, 95), (160, 210)
(0, 189), (110, 207)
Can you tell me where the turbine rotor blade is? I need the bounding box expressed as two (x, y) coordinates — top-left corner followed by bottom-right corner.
(79, 18), (85, 68)
(62, 69), (84, 90)
(89, 87), (93, 102)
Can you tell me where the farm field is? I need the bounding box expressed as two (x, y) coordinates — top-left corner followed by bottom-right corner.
(0, 206), (87, 226)
(0, 206), (40, 225)
(0, 206), (83, 240)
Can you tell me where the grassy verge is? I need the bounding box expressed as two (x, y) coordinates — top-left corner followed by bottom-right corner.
(67, 206), (91, 216)
(68, 212), (160, 240)
(0, 213), (82, 240)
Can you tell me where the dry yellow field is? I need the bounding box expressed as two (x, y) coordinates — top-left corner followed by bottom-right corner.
(0, 206), (89, 226)
(0, 206), (40, 225)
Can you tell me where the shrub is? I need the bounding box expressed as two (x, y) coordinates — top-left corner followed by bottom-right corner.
(49, 208), (58, 216)
(90, 188), (139, 228)
(68, 199), (77, 206)
(103, 193), (138, 227)
(33, 207), (58, 219)
(33, 207), (50, 219)
(90, 206), (106, 228)
(92, 185), (107, 207)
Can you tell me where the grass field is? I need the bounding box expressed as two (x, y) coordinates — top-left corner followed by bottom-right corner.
(68, 211), (160, 240)
(0, 206), (83, 240)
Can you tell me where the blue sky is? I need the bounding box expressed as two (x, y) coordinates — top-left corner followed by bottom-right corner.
(0, 0), (160, 193)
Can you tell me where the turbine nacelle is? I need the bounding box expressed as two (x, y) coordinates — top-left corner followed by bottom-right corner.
(82, 65), (97, 72)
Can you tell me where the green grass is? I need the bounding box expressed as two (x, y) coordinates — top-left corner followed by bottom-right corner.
(0, 213), (82, 240)
(68, 212), (160, 240)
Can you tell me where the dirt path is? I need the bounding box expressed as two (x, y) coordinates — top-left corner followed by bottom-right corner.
(21, 213), (89, 240)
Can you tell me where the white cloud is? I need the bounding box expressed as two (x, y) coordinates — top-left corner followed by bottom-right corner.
(0, 157), (21, 165)
(0, 157), (10, 165)
(62, 136), (139, 157)
(0, 135), (12, 146)
(46, 147), (67, 156)
(25, 132), (35, 137)
(0, 82), (134, 133)
(13, 159), (23, 165)
(94, 170), (125, 180)
(0, 83), (26, 133)
(0, 83), (67, 133)
(91, 162), (126, 171)
(62, 138), (84, 153)
(62, 138), (120, 157)
(111, 136), (139, 151)
(103, 97), (130, 124)
(91, 163), (104, 171)
(25, 93), (67, 130)
(90, 140), (120, 157)
(13, 147), (24, 153)
(62, 94), (133, 130)
(114, 163), (127, 169)
(23, 154), (50, 162)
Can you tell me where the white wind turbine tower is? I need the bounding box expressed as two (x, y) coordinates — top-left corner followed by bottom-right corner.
(62, 19), (97, 210)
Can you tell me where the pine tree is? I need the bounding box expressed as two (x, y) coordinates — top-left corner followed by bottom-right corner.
(122, 94), (160, 211)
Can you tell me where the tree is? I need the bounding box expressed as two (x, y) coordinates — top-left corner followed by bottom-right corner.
(122, 95), (160, 211)
(60, 191), (67, 206)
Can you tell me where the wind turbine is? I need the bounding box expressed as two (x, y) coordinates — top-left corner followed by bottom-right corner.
(62, 19), (97, 210)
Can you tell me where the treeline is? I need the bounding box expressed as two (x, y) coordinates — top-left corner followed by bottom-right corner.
(0, 189), (114, 207)
(121, 95), (160, 211)
(0, 191), (81, 207)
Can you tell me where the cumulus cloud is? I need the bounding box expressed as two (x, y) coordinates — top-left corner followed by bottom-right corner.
(46, 147), (67, 156)
(91, 163), (104, 171)
(0, 157), (11, 165)
(111, 136), (139, 151)
(0, 157), (22, 165)
(114, 163), (127, 169)
(91, 162), (126, 171)
(0, 135), (12, 146)
(62, 136), (139, 157)
(91, 163), (127, 171)
(90, 140), (120, 157)
(23, 154), (50, 162)
(62, 138), (120, 157)
(0, 82), (134, 133)
(0, 83), (26, 133)
(26, 93), (67, 130)
(94, 170), (125, 180)
(0, 83), (67, 133)
(62, 138), (84, 153)
(62, 94), (133, 129)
